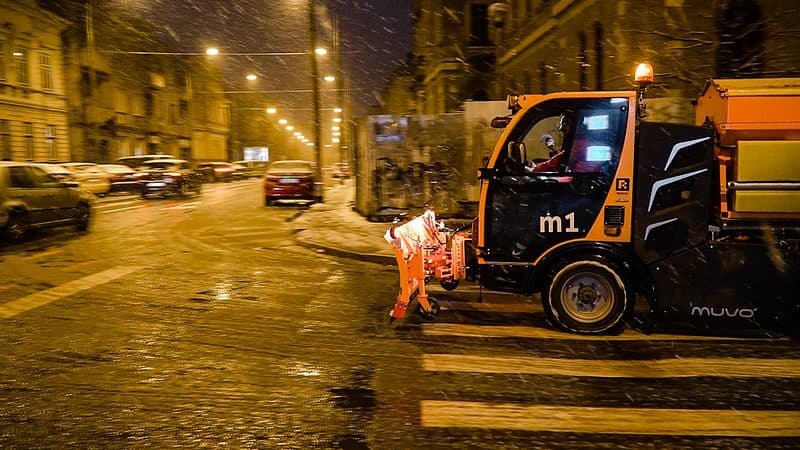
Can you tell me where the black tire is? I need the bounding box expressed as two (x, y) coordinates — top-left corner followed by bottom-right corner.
(75, 204), (91, 232)
(179, 182), (191, 197)
(544, 258), (628, 334)
(416, 297), (440, 321)
(440, 278), (459, 291)
(4, 213), (28, 243)
(265, 197), (272, 206)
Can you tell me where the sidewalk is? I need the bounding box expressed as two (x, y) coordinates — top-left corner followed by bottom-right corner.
(290, 178), (396, 265)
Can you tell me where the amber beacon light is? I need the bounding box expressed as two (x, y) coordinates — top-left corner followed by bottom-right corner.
(634, 63), (654, 84)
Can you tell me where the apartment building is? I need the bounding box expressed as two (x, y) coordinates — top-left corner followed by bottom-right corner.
(0, 0), (70, 162)
(402, 0), (799, 121)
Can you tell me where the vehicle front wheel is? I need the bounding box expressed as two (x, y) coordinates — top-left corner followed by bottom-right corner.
(4, 213), (28, 243)
(544, 258), (628, 334)
(75, 204), (90, 232)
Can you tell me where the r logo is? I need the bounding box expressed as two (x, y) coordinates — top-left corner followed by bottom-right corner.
(616, 178), (630, 192)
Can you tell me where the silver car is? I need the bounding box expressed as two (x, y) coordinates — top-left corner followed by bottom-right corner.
(0, 162), (94, 243)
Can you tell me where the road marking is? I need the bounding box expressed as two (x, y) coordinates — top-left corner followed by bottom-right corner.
(24, 248), (63, 260)
(422, 323), (768, 341)
(94, 199), (142, 209)
(438, 299), (542, 314)
(0, 266), (143, 319)
(99, 205), (144, 214)
(423, 354), (800, 378)
(421, 401), (800, 436)
(160, 202), (200, 211)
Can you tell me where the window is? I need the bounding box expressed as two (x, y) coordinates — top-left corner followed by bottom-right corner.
(0, 40), (5, 81)
(144, 91), (154, 116)
(168, 104), (177, 124)
(496, 97), (628, 174)
(594, 21), (604, 90)
(39, 53), (53, 91)
(16, 47), (29, 86)
(469, 4), (491, 46)
(180, 100), (189, 120)
(46, 125), (57, 160)
(24, 122), (34, 160)
(0, 120), (9, 160)
(578, 32), (588, 91)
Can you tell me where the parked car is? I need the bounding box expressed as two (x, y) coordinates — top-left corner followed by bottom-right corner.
(61, 162), (113, 197)
(97, 164), (141, 193)
(138, 159), (202, 198)
(34, 163), (77, 183)
(196, 161), (236, 182)
(0, 162), (93, 243)
(233, 160), (269, 178)
(263, 160), (316, 205)
(116, 154), (174, 169)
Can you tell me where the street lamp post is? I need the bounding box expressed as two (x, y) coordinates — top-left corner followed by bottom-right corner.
(309, 0), (323, 202)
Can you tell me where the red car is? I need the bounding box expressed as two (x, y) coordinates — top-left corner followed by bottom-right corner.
(263, 160), (316, 205)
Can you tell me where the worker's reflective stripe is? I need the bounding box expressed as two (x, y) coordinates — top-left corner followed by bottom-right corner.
(421, 323), (772, 341)
(423, 354), (800, 378)
(0, 266), (143, 319)
(421, 401), (800, 436)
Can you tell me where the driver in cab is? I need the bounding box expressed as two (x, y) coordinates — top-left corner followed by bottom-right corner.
(531, 111), (575, 172)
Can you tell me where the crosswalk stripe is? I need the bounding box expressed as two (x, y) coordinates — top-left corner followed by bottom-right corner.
(421, 401), (800, 436)
(423, 354), (800, 378)
(422, 323), (767, 341)
(0, 266), (143, 319)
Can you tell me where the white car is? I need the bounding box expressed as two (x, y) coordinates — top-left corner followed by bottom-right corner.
(60, 163), (113, 197)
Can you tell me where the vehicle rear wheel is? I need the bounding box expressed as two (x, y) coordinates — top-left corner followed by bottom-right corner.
(4, 213), (28, 243)
(440, 278), (459, 291)
(75, 204), (90, 232)
(545, 258), (628, 334)
(180, 182), (191, 197)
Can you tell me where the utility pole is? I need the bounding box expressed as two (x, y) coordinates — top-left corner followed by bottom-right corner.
(309, 0), (323, 202)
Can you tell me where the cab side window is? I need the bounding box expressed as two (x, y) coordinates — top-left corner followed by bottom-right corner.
(566, 101), (628, 174)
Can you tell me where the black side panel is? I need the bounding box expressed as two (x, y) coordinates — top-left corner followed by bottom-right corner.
(651, 238), (800, 333)
(633, 122), (714, 265)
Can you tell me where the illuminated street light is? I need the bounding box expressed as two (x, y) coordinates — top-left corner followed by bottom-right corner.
(306, 142), (314, 146)
(332, 126), (340, 131)
(266, 107), (277, 114)
(278, 119), (288, 125)
(315, 47), (328, 56)
(286, 125), (294, 131)
(332, 117), (342, 123)
(332, 132), (340, 137)
(331, 137), (340, 143)
(206, 47), (219, 56)
(246, 74), (257, 81)
(323, 75), (335, 82)
(332, 107), (342, 113)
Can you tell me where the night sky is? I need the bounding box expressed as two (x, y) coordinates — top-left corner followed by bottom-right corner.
(122, 0), (414, 119)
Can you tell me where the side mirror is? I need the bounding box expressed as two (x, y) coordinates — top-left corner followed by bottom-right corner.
(491, 116), (511, 128)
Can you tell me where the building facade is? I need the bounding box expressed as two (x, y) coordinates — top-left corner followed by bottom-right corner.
(0, 0), (70, 162)
(55, 3), (231, 163)
(402, 0), (800, 121)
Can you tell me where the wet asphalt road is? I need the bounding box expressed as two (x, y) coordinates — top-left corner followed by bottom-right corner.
(0, 179), (799, 449)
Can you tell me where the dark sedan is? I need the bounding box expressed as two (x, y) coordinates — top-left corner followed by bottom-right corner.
(263, 160), (316, 206)
(139, 159), (202, 198)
